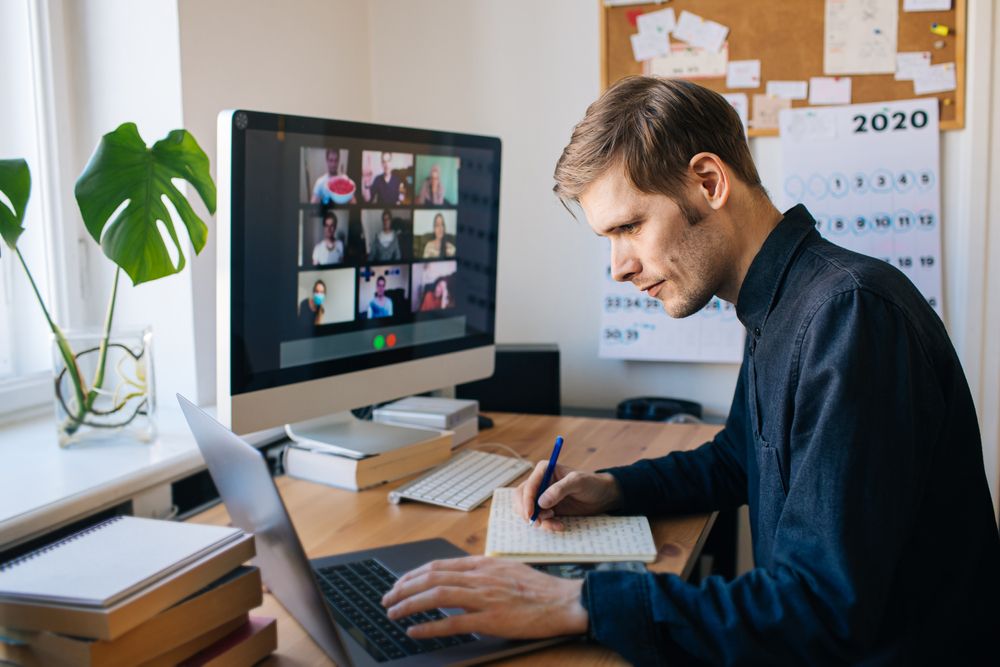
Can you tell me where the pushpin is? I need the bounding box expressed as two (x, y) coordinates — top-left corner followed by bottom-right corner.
(933, 39), (946, 49)
(943, 98), (953, 106)
(930, 22), (950, 36)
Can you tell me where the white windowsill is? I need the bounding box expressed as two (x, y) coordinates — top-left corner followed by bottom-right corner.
(0, 404), (208, 550)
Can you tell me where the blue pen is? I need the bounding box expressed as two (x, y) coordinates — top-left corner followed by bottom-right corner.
(529, 435), (564, 526)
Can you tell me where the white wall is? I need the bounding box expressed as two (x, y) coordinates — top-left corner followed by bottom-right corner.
(368, 0), (743, 417)
(49, 0), (196, 403)
(961, 0), (999, 513)
(176, 0), (373, 404)
(987, 0), (1000, 517)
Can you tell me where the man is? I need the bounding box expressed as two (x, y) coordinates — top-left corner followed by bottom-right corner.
(367, 151), (405, 204)
(380, 76), (1000, 664)
(310, 148), (355, 204)
(367, 275), (393, 319)
(368, 209), (403, 262)
(311, 214), (344, 266)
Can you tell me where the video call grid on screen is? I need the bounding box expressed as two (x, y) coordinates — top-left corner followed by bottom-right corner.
(229, 112), (500, 395)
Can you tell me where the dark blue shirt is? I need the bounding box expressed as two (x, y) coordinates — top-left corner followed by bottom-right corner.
(370, 172), (403, 204)
(584, 205), (1000, 665)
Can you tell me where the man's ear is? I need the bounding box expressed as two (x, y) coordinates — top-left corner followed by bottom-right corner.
(688, 152), (730, 210)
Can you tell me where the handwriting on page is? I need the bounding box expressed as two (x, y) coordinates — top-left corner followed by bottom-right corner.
(485, 488), (657, 562)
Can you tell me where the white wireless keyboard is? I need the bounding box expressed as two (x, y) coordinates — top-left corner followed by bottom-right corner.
(388, 450), (533, 511)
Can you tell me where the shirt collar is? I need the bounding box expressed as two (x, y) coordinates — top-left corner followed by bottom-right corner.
(735, 204), (817, 332)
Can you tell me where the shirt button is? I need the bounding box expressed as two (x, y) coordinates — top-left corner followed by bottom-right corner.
(754, 327), (761, 338)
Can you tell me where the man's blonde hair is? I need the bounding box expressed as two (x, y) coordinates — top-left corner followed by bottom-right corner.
(553, 77), (761, 212)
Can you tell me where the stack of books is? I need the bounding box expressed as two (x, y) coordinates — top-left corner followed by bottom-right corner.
(0, 516), (276, 666)
(373, 396), (479, 446)
(284, 416), (453, 491)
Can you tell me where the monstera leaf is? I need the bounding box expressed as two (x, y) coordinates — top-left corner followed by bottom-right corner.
(75, 123), (216, 285)
(0, 159), (31, 252)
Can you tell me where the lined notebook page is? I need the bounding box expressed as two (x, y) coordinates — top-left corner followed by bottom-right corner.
(0, 516), (243, 607)
(485, 488), (657, 563)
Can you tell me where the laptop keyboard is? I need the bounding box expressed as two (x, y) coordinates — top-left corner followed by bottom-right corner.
(315, 559), (478, 662)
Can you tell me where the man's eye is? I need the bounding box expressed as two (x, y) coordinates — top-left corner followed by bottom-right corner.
(619, 223), (638, 234)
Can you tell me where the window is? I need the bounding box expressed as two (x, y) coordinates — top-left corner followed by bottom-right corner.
(0, 0), (67, 419)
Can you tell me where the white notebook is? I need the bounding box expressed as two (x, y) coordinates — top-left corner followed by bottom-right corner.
(485, 488), (658, 563)
(0, 516), (244, 607)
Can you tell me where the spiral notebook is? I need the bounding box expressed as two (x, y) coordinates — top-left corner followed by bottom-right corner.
(485, 488), (658, 563)
(0, 516), (244, 608)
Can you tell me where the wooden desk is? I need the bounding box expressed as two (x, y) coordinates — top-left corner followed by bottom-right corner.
(189, 413), (721, 665)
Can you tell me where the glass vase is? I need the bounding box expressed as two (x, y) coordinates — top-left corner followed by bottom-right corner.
(52, 327), (156, 447)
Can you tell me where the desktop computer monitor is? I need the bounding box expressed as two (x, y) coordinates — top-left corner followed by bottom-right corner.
(216, 110), (501, 434)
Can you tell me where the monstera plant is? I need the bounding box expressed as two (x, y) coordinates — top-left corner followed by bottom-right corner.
(0, 123), (215, 444)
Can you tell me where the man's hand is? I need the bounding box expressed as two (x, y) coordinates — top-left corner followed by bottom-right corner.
(381, 556), (588, 639)
(515, 462), (623, 531)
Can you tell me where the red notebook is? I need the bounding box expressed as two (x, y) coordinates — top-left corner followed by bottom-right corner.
(179, 615), (277, 667)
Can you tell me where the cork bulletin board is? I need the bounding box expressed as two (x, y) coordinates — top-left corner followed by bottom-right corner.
(599, 0), (966, 136)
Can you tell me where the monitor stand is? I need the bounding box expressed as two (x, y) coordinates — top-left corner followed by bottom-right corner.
(284, 411), (446, 459)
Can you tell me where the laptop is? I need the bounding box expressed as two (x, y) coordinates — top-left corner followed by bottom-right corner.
(177, 395), (561, 666)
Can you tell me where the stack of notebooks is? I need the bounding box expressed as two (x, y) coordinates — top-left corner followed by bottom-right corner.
(284, 414), (453, 491)
(0, 516), (276, 666)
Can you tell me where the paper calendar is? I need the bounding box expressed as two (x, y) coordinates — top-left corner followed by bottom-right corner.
(779, 98), (943, 314)
(598, 265), (745, 363)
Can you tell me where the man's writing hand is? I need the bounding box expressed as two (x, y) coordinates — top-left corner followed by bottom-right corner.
(381, 556), (587, 639)
(515, 462), (623, 531)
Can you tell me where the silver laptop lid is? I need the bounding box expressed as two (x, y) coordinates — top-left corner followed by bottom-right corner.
(177, 394), (352, 665)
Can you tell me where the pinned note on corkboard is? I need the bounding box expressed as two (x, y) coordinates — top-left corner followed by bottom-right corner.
(599, 0), (965, 136)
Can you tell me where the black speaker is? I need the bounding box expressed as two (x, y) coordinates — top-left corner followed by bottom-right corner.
(617, 396), (702, 422)
(456, 344), (560, 415)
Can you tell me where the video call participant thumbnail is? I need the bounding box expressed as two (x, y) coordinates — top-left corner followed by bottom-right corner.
(412, 260), (457, 312)
(413, 210), (456, 259)
(415, 155), (459, 206)
(362, 208), (412, 262)
(358, 265), (410, 320)
(296, 268), (356, 332)
(303, 147), (356, 205)
(303, 211), (347, 266)
(361, 150), (413, 205)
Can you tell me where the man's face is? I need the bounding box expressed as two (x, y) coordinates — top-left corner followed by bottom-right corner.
(326, 151), (339, 174)
(580, 168), (730, 318)
(323, 218), (335, 239)
(382, 153), (392, 176)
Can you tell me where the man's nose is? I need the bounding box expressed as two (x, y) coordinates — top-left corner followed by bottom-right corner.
(610, 241), (640, 283)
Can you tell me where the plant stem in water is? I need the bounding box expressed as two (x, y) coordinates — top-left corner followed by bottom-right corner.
(87, 267), (120, 408)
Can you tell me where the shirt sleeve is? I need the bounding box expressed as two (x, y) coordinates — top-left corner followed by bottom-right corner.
(584, 289), (941, 664)
(600, 354), (750, 516)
